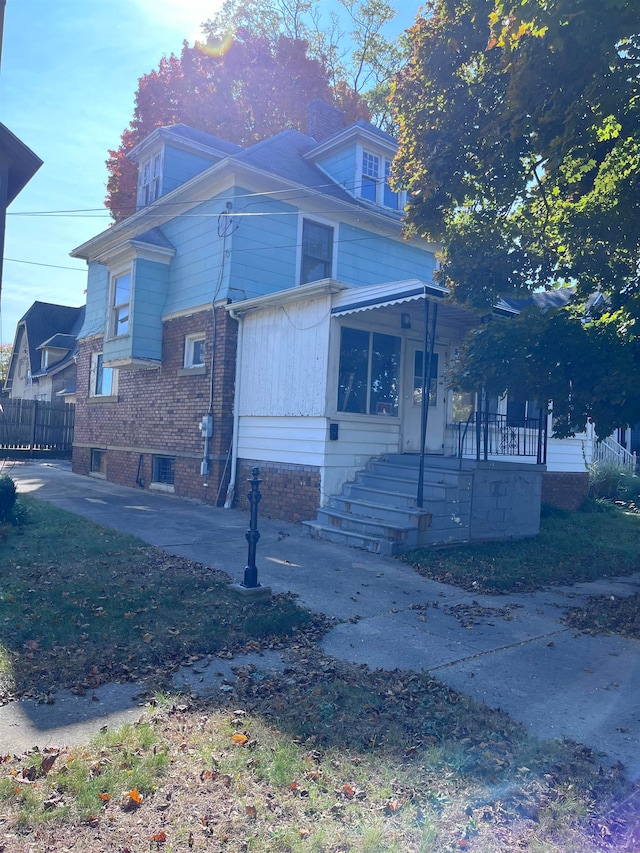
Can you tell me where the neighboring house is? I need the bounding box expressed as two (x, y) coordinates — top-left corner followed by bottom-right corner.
(4, 301), (85, 402)
(69, 100), (590, 552)
(0, 122), (42, 300)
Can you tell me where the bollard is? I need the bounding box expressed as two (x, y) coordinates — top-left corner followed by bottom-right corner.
(241, 466), (262, 588)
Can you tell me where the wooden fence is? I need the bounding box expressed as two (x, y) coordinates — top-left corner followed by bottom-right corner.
(0, 399), (75, 452)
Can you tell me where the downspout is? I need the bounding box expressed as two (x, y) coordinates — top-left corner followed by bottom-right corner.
(223, 304), (243, 508)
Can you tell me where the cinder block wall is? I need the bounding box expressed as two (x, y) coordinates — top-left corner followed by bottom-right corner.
(72, 307), (237, 505)
(469, 462), (543, 541)
(541, 471), (589, 510)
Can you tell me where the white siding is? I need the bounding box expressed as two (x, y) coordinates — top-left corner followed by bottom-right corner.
(322, 419), (401, 503)
(546, 432), (592, 472)
(237, 416), (327, 465)
(238, 296), (332, 417)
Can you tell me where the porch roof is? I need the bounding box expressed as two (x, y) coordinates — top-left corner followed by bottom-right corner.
(331, 279), (447, 316)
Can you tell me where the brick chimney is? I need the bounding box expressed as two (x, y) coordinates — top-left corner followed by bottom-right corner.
(306, 99), (344, 142)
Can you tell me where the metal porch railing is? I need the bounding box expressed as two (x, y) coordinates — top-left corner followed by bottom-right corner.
(457, 411), (547, 465)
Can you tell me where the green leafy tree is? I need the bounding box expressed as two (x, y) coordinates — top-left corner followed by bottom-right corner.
(392, 0), (640, 437)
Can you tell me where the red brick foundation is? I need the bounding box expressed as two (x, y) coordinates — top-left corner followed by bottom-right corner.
(541, 471), (589, 510)
(72, 306), (237, 505)
(234, 459), (321, 522)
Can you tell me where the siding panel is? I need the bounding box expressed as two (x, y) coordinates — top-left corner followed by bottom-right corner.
(238, 296), (331, 417)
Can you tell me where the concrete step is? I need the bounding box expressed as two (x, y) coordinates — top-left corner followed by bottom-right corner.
(306, 454), (473, 554)
(315, 507), (431, 546)
(342, 480), (442, 508)
(302, 521), (406, 555)
(366, 459), (463, 486)
(328, 495), (433, 528)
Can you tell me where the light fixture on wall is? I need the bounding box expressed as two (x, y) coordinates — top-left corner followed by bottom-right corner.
(401, 312), (411, 329)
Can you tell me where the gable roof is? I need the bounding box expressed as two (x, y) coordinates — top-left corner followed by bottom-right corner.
(128, 123), (243, 164)
(12, 301), (84, 378)
(72, 115), (407, 262)
(235, 129), (358, 205)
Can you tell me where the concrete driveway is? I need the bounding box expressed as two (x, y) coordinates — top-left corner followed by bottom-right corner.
(5, 459), (640, 779)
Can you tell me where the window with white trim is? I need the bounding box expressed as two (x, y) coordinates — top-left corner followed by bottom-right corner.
(138, 152), (163, 207)
(110, 270), (131, 337)
(360, 150), (402, 211)
(361, 151), (379, 202)
(89, 353), (117, 397)
(300, 219), (334, 284)
(184, 333), (206, 368)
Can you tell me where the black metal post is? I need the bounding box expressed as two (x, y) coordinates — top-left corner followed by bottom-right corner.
(242, 466), (262, 588)
(417, 298), (430, 509)
(417, 299), (438, 509)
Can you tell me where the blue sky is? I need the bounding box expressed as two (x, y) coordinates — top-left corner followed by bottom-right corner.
(1, 0), (418, 344)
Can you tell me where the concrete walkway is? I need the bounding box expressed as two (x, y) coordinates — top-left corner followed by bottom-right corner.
(4, 460), (640, 779)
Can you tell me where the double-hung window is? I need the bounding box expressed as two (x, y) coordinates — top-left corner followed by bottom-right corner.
(383, 158), (400, 210)
(111, 271), (131, 337)
(90, 353), (116, 397)
(361, 150), (401, 211)
(361, 151), (379, 202)
(139, 152), (162, 207)
(300, 219), (333, 284)
(337, 327), (401, 416)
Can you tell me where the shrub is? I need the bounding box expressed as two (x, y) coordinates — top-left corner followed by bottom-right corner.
(589, 460), (626, 499)
(618, 472), (640, 501)
(0, 476), (16, 522)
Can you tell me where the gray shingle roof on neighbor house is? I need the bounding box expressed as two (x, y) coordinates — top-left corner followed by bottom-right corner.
(503, 288), (575, 313)
(38, 333), (77, 351)
(15, 302), (85, 379)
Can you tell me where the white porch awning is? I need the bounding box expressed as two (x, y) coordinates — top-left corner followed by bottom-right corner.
(330, 279), (448, 316)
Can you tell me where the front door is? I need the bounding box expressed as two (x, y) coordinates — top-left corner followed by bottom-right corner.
(402, 341), (447, 453)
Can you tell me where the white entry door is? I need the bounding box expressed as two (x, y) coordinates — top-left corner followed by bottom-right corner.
(402, 341), (448, 453)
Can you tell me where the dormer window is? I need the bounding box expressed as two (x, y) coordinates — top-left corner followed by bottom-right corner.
(360, 150), (401, 211)
(138, 152), (163, 207)
(361, 152), (379, 202)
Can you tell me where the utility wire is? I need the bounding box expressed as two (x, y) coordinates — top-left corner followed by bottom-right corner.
(7, 176), (403, 218)
(4, 258), (86, 272)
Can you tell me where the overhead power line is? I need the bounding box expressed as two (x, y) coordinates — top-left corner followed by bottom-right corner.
(4, 258), (86, 272)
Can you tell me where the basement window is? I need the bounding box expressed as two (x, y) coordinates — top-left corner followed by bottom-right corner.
(151, 455), (175, 491)
(90, 449), (106, 477)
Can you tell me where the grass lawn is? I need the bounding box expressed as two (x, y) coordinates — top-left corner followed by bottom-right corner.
(0, 496), (323, 704)
(404, 501), (640, 595)
(1, 494), (639, 851)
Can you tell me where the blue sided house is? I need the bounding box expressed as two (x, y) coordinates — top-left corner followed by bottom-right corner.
(70, 100), (594, 553)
